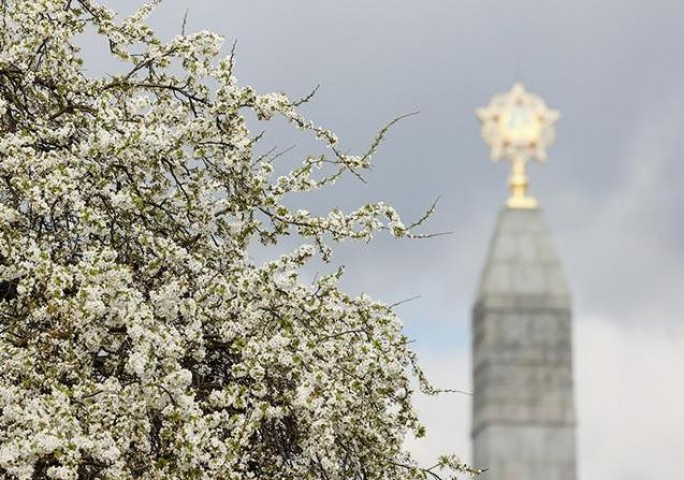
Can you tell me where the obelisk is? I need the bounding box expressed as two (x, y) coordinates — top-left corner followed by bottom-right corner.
(471, 84), (577, 480)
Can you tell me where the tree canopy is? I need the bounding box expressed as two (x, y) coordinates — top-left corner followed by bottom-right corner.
(0, 1), (472, 479)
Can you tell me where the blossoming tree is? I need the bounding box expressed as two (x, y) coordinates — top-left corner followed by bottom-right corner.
(0, 1), (472, 479)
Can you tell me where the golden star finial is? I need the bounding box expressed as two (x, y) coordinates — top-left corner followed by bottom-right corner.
(476, 83), (560, 209)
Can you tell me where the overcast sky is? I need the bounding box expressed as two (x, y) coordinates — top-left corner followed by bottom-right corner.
(87, 1), (684, 478)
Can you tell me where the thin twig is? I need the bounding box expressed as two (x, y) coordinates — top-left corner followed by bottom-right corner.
(293, 84), (320, 107)
(389, 295), (421, 308)
(181, 9), (189, 35)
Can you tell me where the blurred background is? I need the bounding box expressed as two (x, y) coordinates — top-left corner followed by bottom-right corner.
(84, 1), (684, 478)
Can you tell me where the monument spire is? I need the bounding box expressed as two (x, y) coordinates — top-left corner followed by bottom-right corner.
(475, 83), (560, 209)
(471, 85), (577, 480)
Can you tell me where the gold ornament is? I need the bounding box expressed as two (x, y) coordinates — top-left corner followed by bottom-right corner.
(476, 83), (560, 209)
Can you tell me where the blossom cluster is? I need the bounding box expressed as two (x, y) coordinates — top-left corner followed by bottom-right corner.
(0, 1), (471, 479)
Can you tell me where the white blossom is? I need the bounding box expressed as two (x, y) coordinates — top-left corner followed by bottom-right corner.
(0, 1), (472, 480)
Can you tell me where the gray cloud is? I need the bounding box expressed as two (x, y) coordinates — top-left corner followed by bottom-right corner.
(575, 318), (684, 480)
